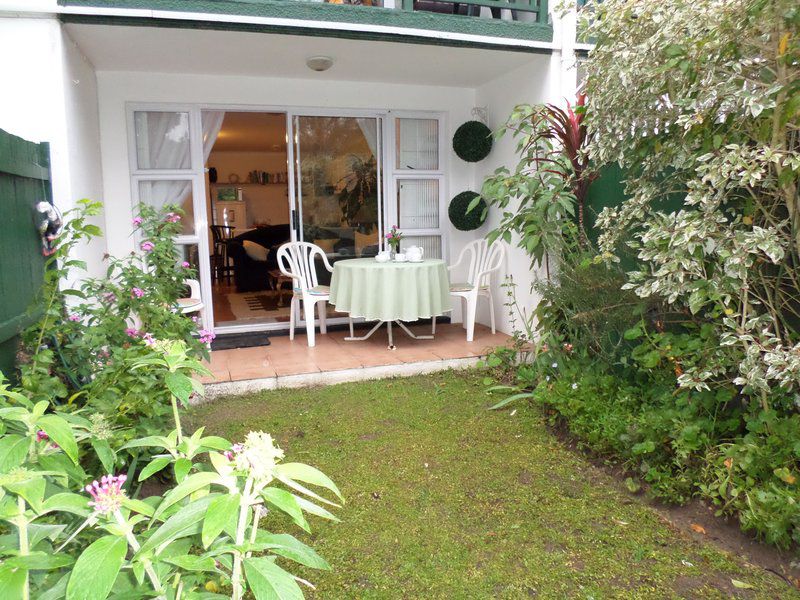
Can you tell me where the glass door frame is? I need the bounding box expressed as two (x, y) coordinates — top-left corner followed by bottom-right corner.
(286, 108), (389, 331)
(126, 103), (214, 332)
(287, 108), (388, 248)
(128, 103), (446, 335)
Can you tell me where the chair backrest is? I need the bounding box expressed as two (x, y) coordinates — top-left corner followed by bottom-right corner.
(459, 239), (506, 288)
(210, 225), (235, 245)
(277, 242), (330, 292)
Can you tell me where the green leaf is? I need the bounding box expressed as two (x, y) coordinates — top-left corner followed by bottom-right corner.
(138, 495), (216, 557)
(174, 458), (192, 482)
(37, 572), (69, 600)
(274, 463), (343, 502)
(489, 393), (534, 411)
(138, 457), (171, 482)
(41, 492), (91, 517)
(0, 564), (27, 599)
(262, 488), (309, 533)
(199, 436), (232, 451)
(165, 372), (193, 405)
(38, 415), (80, 465)
(243, 556), (304, 600)
(256, 532), (330, 570)
(201, 493), (240, 549)
(120, 436), (172, 451)
(6, 551), (74, 570)
(0, 435), (30, 473)
(91, 439), (116, 474)
(152, 471), (218, 521)
(4, 476), (46, 513)
(294, 496), (340, 523)
(163, 554), (217, 572)
(731, 579), (754, 590)
(121, 497), (156, 517)
(66, 535), (127, 600)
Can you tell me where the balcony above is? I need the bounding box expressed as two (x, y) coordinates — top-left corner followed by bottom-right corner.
(57, 0), (553, 51)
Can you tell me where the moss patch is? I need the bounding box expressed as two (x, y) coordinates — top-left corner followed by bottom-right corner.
(190, 372), (797, 599)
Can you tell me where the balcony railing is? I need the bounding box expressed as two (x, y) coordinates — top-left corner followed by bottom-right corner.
(403, 0), (549, 24)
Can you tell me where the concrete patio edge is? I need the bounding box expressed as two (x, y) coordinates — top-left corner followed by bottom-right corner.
(198, 355), (482, 400)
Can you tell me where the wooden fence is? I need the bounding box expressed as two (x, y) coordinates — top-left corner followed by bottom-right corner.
(0, 129), (51, 380)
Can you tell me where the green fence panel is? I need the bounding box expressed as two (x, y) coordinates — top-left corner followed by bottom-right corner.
(0, 129), (51, 380)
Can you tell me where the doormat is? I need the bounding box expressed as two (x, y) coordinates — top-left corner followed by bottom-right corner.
(210, 331), (271, 351)
(228, 291), (291, 320)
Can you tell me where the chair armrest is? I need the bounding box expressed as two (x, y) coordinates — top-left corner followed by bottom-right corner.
(184, 279), (201, 298)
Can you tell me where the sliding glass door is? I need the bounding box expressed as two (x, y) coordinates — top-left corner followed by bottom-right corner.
(292, 115), (383, 267)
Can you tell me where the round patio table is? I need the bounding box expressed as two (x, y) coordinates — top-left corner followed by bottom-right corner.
(329, 258), (451, 348)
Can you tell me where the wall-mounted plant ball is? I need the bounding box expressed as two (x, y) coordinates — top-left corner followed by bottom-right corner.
(452, 120), (493, 162)
(449, 191), (487, 231)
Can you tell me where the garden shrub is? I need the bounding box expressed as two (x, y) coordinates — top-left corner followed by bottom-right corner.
(483, 0), (799, 547)
(0, 202), (341, 597)
(0, 343), (341, 599)
(19, 201), (210, 438)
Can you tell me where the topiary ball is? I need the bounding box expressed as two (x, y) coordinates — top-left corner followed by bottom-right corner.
(449, 191), (487, 231)
(452, 121), (493, 162)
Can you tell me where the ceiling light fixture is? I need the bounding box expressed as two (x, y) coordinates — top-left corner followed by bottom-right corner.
(306, 56), (333, 72)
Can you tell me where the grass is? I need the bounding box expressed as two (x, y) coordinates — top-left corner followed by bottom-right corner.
(189, 371), (797, 599)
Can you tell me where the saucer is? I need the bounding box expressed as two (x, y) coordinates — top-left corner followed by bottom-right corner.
(408, 258), (424, 263)
(394, 257), (407, 263)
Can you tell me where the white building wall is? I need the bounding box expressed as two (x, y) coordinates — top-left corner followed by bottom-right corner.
(0, 16), (105, 278)
(96, 70), (483, 323)
(475, 54), (559, 336)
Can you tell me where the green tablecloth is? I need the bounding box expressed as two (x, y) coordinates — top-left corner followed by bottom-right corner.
(329, 258), (451, 321)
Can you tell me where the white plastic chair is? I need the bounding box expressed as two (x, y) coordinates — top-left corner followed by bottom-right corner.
(176, 279), (205, 324)
(447, 240), (506, 342)
(277, 242), (334, 347)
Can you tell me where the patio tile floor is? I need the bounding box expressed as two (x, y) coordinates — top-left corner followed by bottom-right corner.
(200, 323), (511, 385)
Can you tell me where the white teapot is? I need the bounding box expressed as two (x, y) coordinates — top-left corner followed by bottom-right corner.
(405, 246), (424, 262)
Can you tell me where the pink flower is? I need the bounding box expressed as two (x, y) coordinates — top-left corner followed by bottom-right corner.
(140, 241), (155, 253)
(224, 443), (244, 461)
(36, 430), (49, 442)
(85, 474), (127, 515)
(198, 329), (216, 345)
(68, 314), (81, 322)
(165, 212), (181, 223)
(131, 288), (145, 299)
(132, 217), (143, 227)
(103, 291), (117, 303)
(125, 327), (140, 338)
(142, 332), (156, 346)
(181, 261), (191, 268)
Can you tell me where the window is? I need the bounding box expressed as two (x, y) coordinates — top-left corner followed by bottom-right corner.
(390, 114), (445, 260)
(395, 118), (438, 170)
(137, 180), (195, 236)
(133, 111), (191, 170)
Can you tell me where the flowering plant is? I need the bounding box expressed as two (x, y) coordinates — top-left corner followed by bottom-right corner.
(20, 202), (208, 436)
(0, 339), (341, 599)
(385, 225), (402, 252)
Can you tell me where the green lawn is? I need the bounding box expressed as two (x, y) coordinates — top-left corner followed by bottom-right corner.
(190, 371), (797, 599)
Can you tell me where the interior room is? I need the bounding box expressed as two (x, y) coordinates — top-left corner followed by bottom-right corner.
(206, 111), (382, 330)
(205, 111), (294, 327)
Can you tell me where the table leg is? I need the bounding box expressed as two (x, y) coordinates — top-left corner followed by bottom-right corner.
(387, 321), (394, 350)
(344, 320), (385, 342)
(395, 321), (434, 340)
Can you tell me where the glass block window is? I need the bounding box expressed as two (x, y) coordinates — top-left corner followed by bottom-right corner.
(395, 118), (438, 170)
(397, 179), (439, 230)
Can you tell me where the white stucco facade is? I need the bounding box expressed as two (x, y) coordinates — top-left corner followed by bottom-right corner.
(1, 4), (579, 336)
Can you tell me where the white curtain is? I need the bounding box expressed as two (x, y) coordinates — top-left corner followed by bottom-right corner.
(356, 117), (379, 159)
(135, 110), (225, 215)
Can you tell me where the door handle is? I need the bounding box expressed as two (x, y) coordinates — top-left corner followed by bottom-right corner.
(291, 209), (299, 233)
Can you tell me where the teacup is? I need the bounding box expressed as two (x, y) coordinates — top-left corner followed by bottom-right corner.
(375, 251), (391, 263)
(394, 253), (407, 262)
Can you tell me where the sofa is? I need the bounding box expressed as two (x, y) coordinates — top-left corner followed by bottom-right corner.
(226, 225), (291, 292)
(226, 224), (381, 292)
